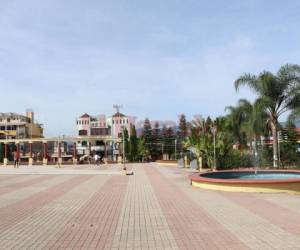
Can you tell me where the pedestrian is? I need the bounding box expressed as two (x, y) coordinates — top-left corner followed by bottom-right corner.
(13, 150), (19, 168)
(94, 154), (100, 166)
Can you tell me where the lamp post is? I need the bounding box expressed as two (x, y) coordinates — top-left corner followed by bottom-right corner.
(211, 126), (217, 171)
(3, 118), (8, 166)
(122, 127), (126, 170)
(57, 135), (61, 168)
(277, 130), (281, 167)
(174, 139), (177, 160)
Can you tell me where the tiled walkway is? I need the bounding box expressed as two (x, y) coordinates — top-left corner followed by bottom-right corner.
(0, 163), (299, 249)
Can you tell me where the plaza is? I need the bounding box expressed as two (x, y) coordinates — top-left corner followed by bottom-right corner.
(0, 163), (299, 249)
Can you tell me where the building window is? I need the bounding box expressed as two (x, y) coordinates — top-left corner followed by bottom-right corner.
(79, 130), (88, 136)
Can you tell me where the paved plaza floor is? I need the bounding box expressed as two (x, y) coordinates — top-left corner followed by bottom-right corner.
(0, 163), (299, 249)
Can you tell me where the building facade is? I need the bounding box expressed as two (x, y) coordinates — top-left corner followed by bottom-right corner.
(75, 111), (135, 159)
(0, 110), (43, 139)
(76, 112), (136, 138)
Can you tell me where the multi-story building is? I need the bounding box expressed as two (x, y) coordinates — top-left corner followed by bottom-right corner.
(75, 110), (136, 158)
(76, 111), (136, 138)
(0, 110), (43, 139)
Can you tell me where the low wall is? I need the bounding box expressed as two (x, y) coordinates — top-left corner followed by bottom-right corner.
(155, 160), (178, 166)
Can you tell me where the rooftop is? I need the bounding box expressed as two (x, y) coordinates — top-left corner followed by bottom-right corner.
(112, 112), (126, 118)
(80, 113), (90, 118)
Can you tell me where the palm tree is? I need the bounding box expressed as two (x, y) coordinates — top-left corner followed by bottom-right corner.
(235, 64), (300, 167)
(227, 99), (269, 150)
(184, 116), (233, 170)
(225, 99), (253, 147)
(288, 107), (300, 123)
(184, 116), (214, 169)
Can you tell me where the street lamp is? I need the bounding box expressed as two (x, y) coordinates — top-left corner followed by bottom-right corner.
(122, 128), (126, 170)
(211, 126), (217, 170)
(57, 135), (61, 168)
(277, 130), (281, 167)
(174, 139), (177, 160)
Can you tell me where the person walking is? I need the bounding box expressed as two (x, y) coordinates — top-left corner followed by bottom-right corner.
(94, 154), (100, 166)
(13, 150), (19, 168)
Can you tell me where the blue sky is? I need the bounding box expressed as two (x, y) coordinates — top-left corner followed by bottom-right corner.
(1, 0), (300, 136)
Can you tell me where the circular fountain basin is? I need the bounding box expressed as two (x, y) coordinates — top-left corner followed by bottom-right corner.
(190, 170), (300, 194)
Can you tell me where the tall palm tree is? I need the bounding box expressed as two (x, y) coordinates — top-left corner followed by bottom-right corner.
(235, 64), (300, 167)
(225, 99), (253, 147)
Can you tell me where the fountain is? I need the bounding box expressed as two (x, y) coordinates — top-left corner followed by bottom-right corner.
(190, 170), (300, 194)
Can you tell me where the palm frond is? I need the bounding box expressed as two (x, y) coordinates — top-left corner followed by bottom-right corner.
(234, 73), (260, 93)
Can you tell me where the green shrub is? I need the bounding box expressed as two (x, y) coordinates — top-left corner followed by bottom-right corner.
(218, 150), (253, 170)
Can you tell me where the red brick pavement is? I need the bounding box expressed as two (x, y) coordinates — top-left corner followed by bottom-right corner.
(145, 166), (248, 250)
(0, 175), (56, 196)
(47, 175), (129, 249)
(0, 175), (92, 232)
(224, 192), (300, 236)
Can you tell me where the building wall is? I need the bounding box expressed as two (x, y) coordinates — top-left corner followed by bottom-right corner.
(76, 113), (136, 138)
(0, 112), (43, 139)
(25, 123), (43, 138)
(111, 115), (135, 138)
(76, 117), (91, 136)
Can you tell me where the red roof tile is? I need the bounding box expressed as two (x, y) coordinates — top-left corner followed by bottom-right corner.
(80, 113), (90, 118)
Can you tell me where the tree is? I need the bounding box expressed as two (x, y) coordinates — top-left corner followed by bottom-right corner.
(235, 64), (300, 167)
(226, 99), (268, 151)
(122, 127), (130, 161)
(184, 116), (236, 170)
(178, 114), (188, 138)
(129, 125), (138, 162)
(161, 125), (168, 158)
(279, 122), (300, 167)
(225, 99), (251, 147)
(166, 127), (175, 157)
(184, 116), (214, 169)
(137, 137), (150, 162)
(151, 122), (161, 160)
(177, 114), (188, 155)
(142, 118), (152, 155)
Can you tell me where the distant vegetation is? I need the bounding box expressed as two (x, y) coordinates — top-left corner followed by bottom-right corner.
(131, 64), (300, 169)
